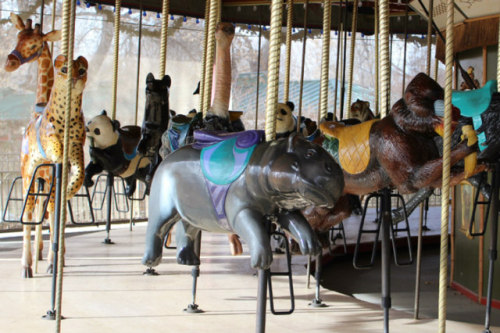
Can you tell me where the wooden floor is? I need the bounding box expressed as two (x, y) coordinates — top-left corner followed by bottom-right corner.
(0, 218), (498, 333)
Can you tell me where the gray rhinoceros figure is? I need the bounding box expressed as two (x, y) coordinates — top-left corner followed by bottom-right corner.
(142, 130), (344, 269)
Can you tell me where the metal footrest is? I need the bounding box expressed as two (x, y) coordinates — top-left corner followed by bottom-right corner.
(353, 193), (382, 269)
(469, 172), (493, 237)
(2, 164), (56, 225)
(268, 230), (294, 315)
(67, 185), (95, 225)
(353, 190), (413, 269)
(90, 174), (129, 213)
(329, 221), (347, 254)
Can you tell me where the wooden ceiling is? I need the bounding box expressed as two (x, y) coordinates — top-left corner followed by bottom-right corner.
(83, 0), (430, 34)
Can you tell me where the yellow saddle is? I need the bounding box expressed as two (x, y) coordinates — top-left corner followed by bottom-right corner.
(320, 119), (378, 175)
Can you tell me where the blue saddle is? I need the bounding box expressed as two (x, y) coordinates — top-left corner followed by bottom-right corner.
(195, 130), (264, 230)
(198, 130), (264, 185)
(452, 80), (498, 151)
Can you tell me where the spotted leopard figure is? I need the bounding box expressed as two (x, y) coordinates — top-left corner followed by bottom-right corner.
(20, 55), (88, 278)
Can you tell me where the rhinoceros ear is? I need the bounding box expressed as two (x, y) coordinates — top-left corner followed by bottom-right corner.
(286, 132), (299, 153)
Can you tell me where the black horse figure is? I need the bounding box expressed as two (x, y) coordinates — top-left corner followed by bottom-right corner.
(84, 73), (170, 196)
(138, 73), (171, 185)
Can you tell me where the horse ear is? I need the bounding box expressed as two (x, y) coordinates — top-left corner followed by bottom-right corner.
(286, 101), (295, 111)
(193, 82), (200, 95)
(146, 73), (155, 83)
(10, 13), (25, 31)
(365, 101), (370, 108)
(112, 119), (120, 131)
(44, 30), (61, 42)
(162, 75), (171, 88)
(169, 109), (176, 117)
(101, 110), (107, 116)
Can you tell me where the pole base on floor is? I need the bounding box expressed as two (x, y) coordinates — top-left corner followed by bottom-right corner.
(42, 310), (64, 320)
(184, 303), (204, 313)
(103, 238), (114, 244)
(143, 267), (159, 276)
(308, 298), (328, 308)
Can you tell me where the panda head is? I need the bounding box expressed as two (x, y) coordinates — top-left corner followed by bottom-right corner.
(276, 101), (295, 136)
(86, 110), (120, 149)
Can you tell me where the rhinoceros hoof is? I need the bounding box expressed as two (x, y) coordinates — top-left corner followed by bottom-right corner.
(22, 266), (33, 278)
(177, 247), (200, 266)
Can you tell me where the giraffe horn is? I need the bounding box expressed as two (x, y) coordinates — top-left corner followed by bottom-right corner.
(34, 23), (41, 33)
(25, 18), (32, 30)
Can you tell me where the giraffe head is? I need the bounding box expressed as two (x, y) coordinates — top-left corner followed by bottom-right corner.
(5, 12), (61, 72)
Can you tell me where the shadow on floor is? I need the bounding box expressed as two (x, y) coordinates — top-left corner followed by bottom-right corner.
(320, 243), (500, 327)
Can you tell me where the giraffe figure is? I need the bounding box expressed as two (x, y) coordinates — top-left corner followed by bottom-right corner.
(20, 55), (88, 278)
(5, 12), (61, 111)
(4, 13), (61, 272)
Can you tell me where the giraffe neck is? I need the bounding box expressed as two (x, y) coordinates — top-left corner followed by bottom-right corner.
(36, 42), (54, 105)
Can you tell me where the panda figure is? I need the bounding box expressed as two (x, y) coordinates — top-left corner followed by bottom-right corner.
(84, 110), (152, 197)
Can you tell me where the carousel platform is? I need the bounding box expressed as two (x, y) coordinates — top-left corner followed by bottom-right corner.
(0, 207), (498, 333)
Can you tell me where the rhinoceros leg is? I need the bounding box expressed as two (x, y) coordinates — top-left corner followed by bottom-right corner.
(277, 211), (321, 256)
(232, 208), (273, 269)
(142, 193), (179, 267)
(176, 221), (201, 266)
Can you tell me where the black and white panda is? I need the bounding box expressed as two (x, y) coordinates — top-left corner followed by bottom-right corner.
(84, 110), (151, 196)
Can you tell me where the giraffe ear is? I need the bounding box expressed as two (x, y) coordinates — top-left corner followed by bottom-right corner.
(54, 55), (67, 70)
(10, 12), (25, 31)
(44, 30), (61, 42)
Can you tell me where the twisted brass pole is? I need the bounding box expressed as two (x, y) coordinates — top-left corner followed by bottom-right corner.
(110, 0), (121, 121)
(378, 0), (390, 118)
(374, 0), (379, 116)
(297, 0), (309, 133)
(264, 0), (283, 141)
(346, 0), (359, 118)
(55, 0), (76, 330)
(438, 0), (454, 332)
(159, 0), (170, 77)
(202, 0), (219, 115)
(199, 0), (211, 114)
(284, 0), (294, 102)
(426, 0), (434, 76)
(319, 0), (332, 123)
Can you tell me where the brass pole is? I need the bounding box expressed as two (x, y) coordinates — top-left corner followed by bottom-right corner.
(438, 0), (455, 331)
(159, 0), (170, 77)
(346, 0), (359, 118)
(318, 0), (332, 123)
(283, 0), (294, 102)
(55, 0), (76, 329)
(264, 0), (284, 141)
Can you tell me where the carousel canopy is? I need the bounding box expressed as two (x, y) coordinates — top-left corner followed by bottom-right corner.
(84, 0), (430, 34)
(410, 0), (500, 61)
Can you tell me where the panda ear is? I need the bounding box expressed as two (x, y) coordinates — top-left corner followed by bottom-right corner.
(286, 101), (295, 111)
(101, 110), (107, 116)
(112, 119), (120, 131)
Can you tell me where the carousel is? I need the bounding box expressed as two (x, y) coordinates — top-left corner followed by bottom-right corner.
(0, 0), (499, 332)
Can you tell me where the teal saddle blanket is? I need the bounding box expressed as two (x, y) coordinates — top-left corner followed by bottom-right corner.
(194, 130), (265, 230)
(452, 80), (498, 151)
